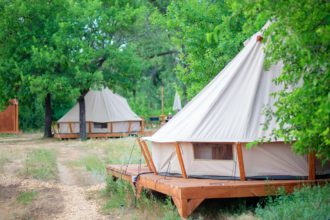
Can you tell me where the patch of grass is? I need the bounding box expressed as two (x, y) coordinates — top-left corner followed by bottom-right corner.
(102, 176), (181, 219)
(0, 133), (19, 138)
(17, 191), (38, 205)
(85, 137), (143, 165)
(70, 154), (106, 177)
(255, 184), (330, 220)
(24, 149), (57, 180)
(102, 176), (135, 210)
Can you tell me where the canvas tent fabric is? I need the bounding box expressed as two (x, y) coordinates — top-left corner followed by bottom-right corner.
(58, 88), (142, 134)
(146, 22), (282, 143)
(172, 91), (182, 111)
(144, 23), (329, 179)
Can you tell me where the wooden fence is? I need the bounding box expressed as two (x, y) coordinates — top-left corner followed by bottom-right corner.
(0, 99), (19, 133)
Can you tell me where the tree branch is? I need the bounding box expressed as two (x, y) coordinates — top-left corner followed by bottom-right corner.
(147, 50), (179, 59)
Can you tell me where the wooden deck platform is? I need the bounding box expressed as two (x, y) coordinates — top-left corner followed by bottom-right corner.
(106, 164), (329, 219)
(54, 130), (155, 139)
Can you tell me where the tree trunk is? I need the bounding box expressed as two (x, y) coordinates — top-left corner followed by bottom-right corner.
(78, 92), (87, 140)
(44, 93), (53, 138)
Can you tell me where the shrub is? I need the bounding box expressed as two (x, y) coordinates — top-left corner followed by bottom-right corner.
(103, 176), (180, 219)
(256, 184), (330, 220)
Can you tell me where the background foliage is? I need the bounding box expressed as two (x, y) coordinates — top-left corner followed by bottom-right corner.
(0, 0), (328, 159)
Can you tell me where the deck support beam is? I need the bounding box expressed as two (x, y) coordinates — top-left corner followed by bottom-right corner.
(236, 142), (246, 181)
(176, 142), (188, 179)
(308, 152), (315, 180)
(172, 197), (204, 219)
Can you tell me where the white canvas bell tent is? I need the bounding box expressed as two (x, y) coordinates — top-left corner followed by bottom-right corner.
(143, 23), (329, 180)
(173, 91), (182, 112)
(56, 87), (143, 138)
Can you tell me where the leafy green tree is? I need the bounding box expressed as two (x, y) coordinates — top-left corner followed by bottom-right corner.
(235, 0), (330, 161)
(0, 0), (78, 137)
(0, 0), (157, 138)
(152, 0), (249, 99)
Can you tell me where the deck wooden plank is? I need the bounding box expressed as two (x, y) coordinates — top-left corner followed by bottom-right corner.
(106, 164), (329, 219)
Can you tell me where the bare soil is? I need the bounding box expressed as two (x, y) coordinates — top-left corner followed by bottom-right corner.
(0, 133), (109, 220)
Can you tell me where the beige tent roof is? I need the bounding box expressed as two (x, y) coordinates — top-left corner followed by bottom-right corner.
(146, 22), (284, 143)
(58, 88), (141, 123)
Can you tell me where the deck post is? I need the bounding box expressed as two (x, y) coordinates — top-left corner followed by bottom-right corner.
(136, 184), (143, 199)
(175, 142), (188, 179)
(137, 138), (152, 172)
(236, 142), (246, 181)
(141, 139), (158, 175)
(172, 197), (204, 218)
(308, 152), (315, 180)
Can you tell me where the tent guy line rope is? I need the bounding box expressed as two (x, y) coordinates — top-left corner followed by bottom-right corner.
(124, 140), (136, 176)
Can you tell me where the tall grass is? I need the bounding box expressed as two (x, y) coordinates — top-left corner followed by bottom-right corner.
(24, 149), (57, 180)
(102, 176), (181, 220)
(256, 184), (330, 220)
(85, 137), (143, 165)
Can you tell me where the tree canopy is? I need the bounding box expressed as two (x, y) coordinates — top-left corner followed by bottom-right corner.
(0, 0), (328, 160)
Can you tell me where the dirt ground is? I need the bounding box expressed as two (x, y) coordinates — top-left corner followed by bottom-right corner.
(0, 133), (259, 220)
(0, 133), (110, 220)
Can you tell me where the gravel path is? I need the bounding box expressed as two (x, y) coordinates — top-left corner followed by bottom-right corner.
(0, 133), (109, 220)
(55, 158), (107, 220)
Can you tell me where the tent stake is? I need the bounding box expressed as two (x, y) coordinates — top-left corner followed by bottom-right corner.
(175, 142), (187, 178)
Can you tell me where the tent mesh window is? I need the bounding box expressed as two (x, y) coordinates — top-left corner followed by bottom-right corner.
(93, 122), (108, 129)
(193, 143), (233, 160)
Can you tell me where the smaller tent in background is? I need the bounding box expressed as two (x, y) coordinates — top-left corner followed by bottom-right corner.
(172, 91), (182, 112)
(55, 87), (143, 139)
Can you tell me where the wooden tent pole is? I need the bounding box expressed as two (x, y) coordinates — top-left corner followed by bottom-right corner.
(141, 119), (145, 134)
(175, 142), (187, 178)
(141, 139), (158, 175)
(128, 121), (132, 133)
(88, 122), (92, 133)
(161, 86), (164, 116)
(308, 152), (315, 180)
(108, 122), (113, 133)
(236, 142), (246, 181)
(68, 122), (73, 133)
(137, 138), (152, 172)
(160, 86), (166, 124)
